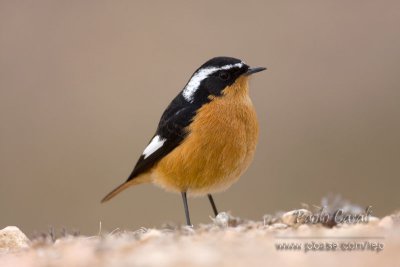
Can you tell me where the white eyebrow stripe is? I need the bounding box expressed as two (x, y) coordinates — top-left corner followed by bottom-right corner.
(142, 135), (167, 159)
(182, 62), (244, 102)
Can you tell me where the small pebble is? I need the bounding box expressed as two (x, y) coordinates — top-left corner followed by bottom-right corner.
(0, 226), (30, 251)
(281, 209), (312, 226)
(270, 223), (288, 229)
(378, 216), (394, 229)
(212, 212), (241, 227)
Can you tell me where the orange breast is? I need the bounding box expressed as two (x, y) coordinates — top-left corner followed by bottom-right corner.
(152, 76), (259, 195)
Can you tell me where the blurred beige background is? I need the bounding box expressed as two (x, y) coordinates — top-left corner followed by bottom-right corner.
(1, 1), (399, 236)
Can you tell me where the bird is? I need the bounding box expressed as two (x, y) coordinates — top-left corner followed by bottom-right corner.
(101, 56), (266, 226)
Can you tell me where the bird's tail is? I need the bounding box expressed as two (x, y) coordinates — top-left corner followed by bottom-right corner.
(101, 175), (150, 203)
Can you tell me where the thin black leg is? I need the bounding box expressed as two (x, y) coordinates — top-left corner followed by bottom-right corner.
(208, 194), (219, 217)
(181, 192), (192, 226)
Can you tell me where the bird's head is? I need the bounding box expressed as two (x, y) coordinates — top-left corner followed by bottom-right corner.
(182, 57), (266, 103)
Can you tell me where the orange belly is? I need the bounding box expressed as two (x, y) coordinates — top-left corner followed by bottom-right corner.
(151, 76), (259, 195)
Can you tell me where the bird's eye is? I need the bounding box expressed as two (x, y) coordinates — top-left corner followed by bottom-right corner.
(219, 71), (230, 81)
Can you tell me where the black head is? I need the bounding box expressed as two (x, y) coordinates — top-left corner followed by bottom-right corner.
(182, 57), (265, 103)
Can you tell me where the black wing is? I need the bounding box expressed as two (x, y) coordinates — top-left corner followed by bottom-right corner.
(125, 94), (197, 182)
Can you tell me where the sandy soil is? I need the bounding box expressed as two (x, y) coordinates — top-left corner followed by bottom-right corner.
(0, 210), (399, 267)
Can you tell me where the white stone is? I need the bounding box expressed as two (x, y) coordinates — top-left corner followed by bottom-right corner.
(281, 209), (312, 226)
(0, 226), (30, 251)
(270, 223), (288, 229)
(212, 212), (241, 227)
(378, 216), (394, 229)
(366, 216), (380, 225)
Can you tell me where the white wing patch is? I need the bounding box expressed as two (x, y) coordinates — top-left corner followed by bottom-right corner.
(182, 62), (244, 103)
(142, 135), (167, 159)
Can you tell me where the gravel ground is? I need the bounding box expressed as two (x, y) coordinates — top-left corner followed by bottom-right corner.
(1, 210), (399, 267)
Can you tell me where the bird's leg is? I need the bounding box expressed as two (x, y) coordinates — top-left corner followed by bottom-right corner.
(181, 192), (192, 226)
(207, 194), (219, 217)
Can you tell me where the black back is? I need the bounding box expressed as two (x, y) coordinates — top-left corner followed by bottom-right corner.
(126, 57), (249, 182)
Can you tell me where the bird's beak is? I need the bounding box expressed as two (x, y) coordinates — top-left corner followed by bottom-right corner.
(245, 67), (267, 76)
